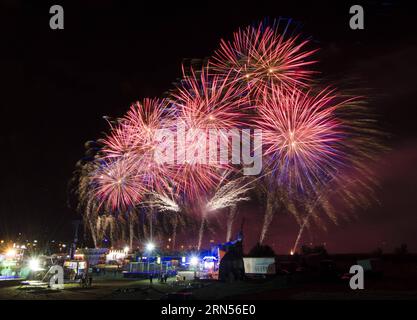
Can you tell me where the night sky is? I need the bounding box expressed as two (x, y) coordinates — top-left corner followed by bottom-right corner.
(1, 1), (417, 253)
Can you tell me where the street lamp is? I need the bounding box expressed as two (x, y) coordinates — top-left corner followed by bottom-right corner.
(190, 256), (199, 267)
(145, 242), (155, 274)
(190, 256), (199, 280)
(28, 258), (41, 271)
(146, 242), (155, 252)
(5, 248), (16, 258)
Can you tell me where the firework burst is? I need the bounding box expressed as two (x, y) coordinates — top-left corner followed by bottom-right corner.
(101, 98), (174, 159)
(169, 66), (248, 199)
(91, 157), (146, 211)
(211, 21), (318, 97)
(72, 19), (385, 250)
(101, 98), (176, 194)
(173, 66), (248, 131)
(256, 85), (354, 190)
(256, 84), (383, 244)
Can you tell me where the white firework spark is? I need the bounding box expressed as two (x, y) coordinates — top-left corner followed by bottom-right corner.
(148, 192), (180, 212)
(206, 177), (253, 212)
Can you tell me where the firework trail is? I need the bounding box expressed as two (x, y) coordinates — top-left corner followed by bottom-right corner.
(127, 211), (138, 249)
(197, 215), (206, 251)
(197, 176), (253, 249)
(171, 214), (179, 250)
(205, 177), (252, 212)
(70, 145), (106, 248)
(210, 20), (317, 97)
(143, 191), (190, 248)
(292, 214), (312, 254)
(95, 214), (116, 246)
(226, 205), (237, 242)
(147, 192), (180, 212)
(291, 164), (380, 253)
(85, 200), (99, 247)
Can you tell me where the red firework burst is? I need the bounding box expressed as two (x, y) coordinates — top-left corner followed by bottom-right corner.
(92, 157), (146, 211)
(101, 98), (173, 159)
(210, 22), (318, 97)
(173, 66), (248, 130)
(169, 66), (247, 198)
(100, 98), (176, 195)
(256, 85), (356, 189)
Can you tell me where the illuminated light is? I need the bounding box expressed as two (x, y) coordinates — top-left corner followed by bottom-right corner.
(5, 249), (16, 258)
(204, 261), (215, 270)
(123, 246), (129, 254)
(157, 256), (161, 264)
(181, 256), (186, 263)
(105, 250), (125, 262)
(190, 256), (199, 266)
(146, 242), (155, 252)
(29, 258), (42, 271)
(290, 250), (294, 256)
(202, 256), (218, 261)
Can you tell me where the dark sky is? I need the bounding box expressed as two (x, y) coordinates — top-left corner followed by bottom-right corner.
(1, 0), (417, 253)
